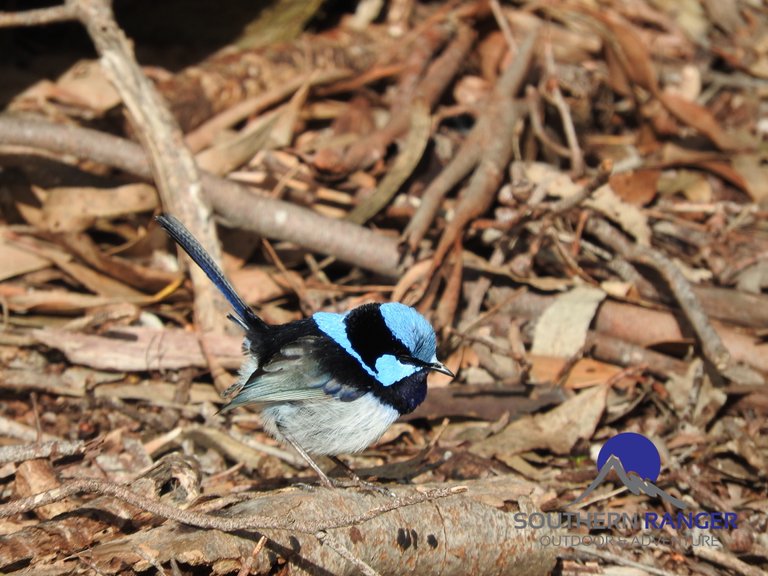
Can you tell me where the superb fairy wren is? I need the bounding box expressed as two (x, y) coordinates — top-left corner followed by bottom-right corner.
(157, 214), (453, 487)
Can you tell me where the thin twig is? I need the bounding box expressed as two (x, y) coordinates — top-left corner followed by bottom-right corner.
(526, 85), (572, 158)
(693, 542), (767, 576)
(402, 28), (537, 258)
(186, 69), (351, 152)
(197, 332), (235, 395)
(429, 29), (538, 270)
(459, 245), (505, 330)
(237, 535), (268, 576)
(0, 4), (76, 26)
(0, 477), (465, 535)
(346, 100), (432, 224)
(0, 414), (60, 443)
(541, 40), (584, 176)
(571, 547), (676, 576)
(132, 544), (168, 576)
(315, 23), (474, 174)
(586, 218), (739, 376)
(547, 160), (612, 214)
(489, 0), (517, 51)
(315, 530), (382, 576)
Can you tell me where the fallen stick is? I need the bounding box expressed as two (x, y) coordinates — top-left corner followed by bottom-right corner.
(0, 475), (557, 575)
(0, 113), (402, 276)
(585, 218), (764, 385)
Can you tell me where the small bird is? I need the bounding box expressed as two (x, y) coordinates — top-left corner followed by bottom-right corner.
(156, 214), (453, 487)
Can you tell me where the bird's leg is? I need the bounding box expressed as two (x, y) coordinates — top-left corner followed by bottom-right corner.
(328, 455), (362, 482)
(279, 430), (393, 495)
(280, 429), (334, 489)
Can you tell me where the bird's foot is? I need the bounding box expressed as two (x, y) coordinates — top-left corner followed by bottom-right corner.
(329, 475), (396, 497)
(294, 473), (395, 496)
(328, 455), (395, 496)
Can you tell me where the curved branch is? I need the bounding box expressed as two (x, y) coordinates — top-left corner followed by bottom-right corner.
(0, 476), (464, 534)
(0, 114), (402, 276)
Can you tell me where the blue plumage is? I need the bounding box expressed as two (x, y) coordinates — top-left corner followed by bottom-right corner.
(372, 354), (419, 387)
(156, 214), (453, 485)
(312, 305), (433, 387)
(379, 303), (437, 364)
(312, 311), (368, 374)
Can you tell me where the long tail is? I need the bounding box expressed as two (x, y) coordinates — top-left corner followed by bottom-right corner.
(156, 214), (268, 333)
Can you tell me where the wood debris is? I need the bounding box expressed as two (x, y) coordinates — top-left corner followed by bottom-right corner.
(0, 1), (766, 574)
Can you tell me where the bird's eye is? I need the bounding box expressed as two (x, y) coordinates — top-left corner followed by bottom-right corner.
(397, 354), (424, 367)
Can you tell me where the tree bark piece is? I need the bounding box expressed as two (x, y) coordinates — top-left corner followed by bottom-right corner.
(86, 477), (558, 576)
(157, 27), (382, 133)
(0, 453), (202, 571)
(487, 289), (768, 376)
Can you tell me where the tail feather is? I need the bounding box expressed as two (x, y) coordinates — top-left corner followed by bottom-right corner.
(156, 214), (268, 333)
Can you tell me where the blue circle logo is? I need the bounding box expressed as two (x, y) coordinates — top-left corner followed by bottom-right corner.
(597, 432), (661, 481)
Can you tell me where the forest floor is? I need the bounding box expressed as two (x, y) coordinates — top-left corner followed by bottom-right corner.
(0, 1), (766, 575)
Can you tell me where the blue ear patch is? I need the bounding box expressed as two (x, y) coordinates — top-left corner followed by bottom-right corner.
(379, 303), (437, 363)
(374, 354), (419, 386)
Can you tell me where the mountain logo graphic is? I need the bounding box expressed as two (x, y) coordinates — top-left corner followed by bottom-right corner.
(571, 432), (687, 509)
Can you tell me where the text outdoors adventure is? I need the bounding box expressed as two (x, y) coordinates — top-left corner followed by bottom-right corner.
(513, 432), (737, 549)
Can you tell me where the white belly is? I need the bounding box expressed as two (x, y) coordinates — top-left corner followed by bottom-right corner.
(260, 393), (400, 455)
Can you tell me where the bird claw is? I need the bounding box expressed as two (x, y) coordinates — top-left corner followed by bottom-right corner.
(294, 482), (316, 491)
(330, 476), (396, 497)
(293, 476), (395, 496)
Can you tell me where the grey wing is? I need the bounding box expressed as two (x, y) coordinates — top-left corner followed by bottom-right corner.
(222, 336), (363, 410)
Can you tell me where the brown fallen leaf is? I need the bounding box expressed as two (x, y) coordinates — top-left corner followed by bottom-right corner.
(41, 183), (158, 233)
(529, 356), (623, 390)
(229, 266), (302, 305)
(54, 59), (121, 112)
(12, 235), (149, 299)
(730, 154), (768, 204)
(595, 10), (659, 93)
(58, 232), (177, 293)
(195, 110), (279, 175)
(609, 170), (660, 206)
(0, 235), (51, 282)
(470, 385), (608, 464)
(594, 10), (742, 151)
(657, 143), (752, 196)
(56, 258), (148, 299)
(658, 91), (742, 151)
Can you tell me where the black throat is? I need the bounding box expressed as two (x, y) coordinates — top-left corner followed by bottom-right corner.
(373, 370), (428, 415)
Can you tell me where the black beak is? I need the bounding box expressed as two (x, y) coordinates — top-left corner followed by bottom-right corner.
(429, 361), (454, 378)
